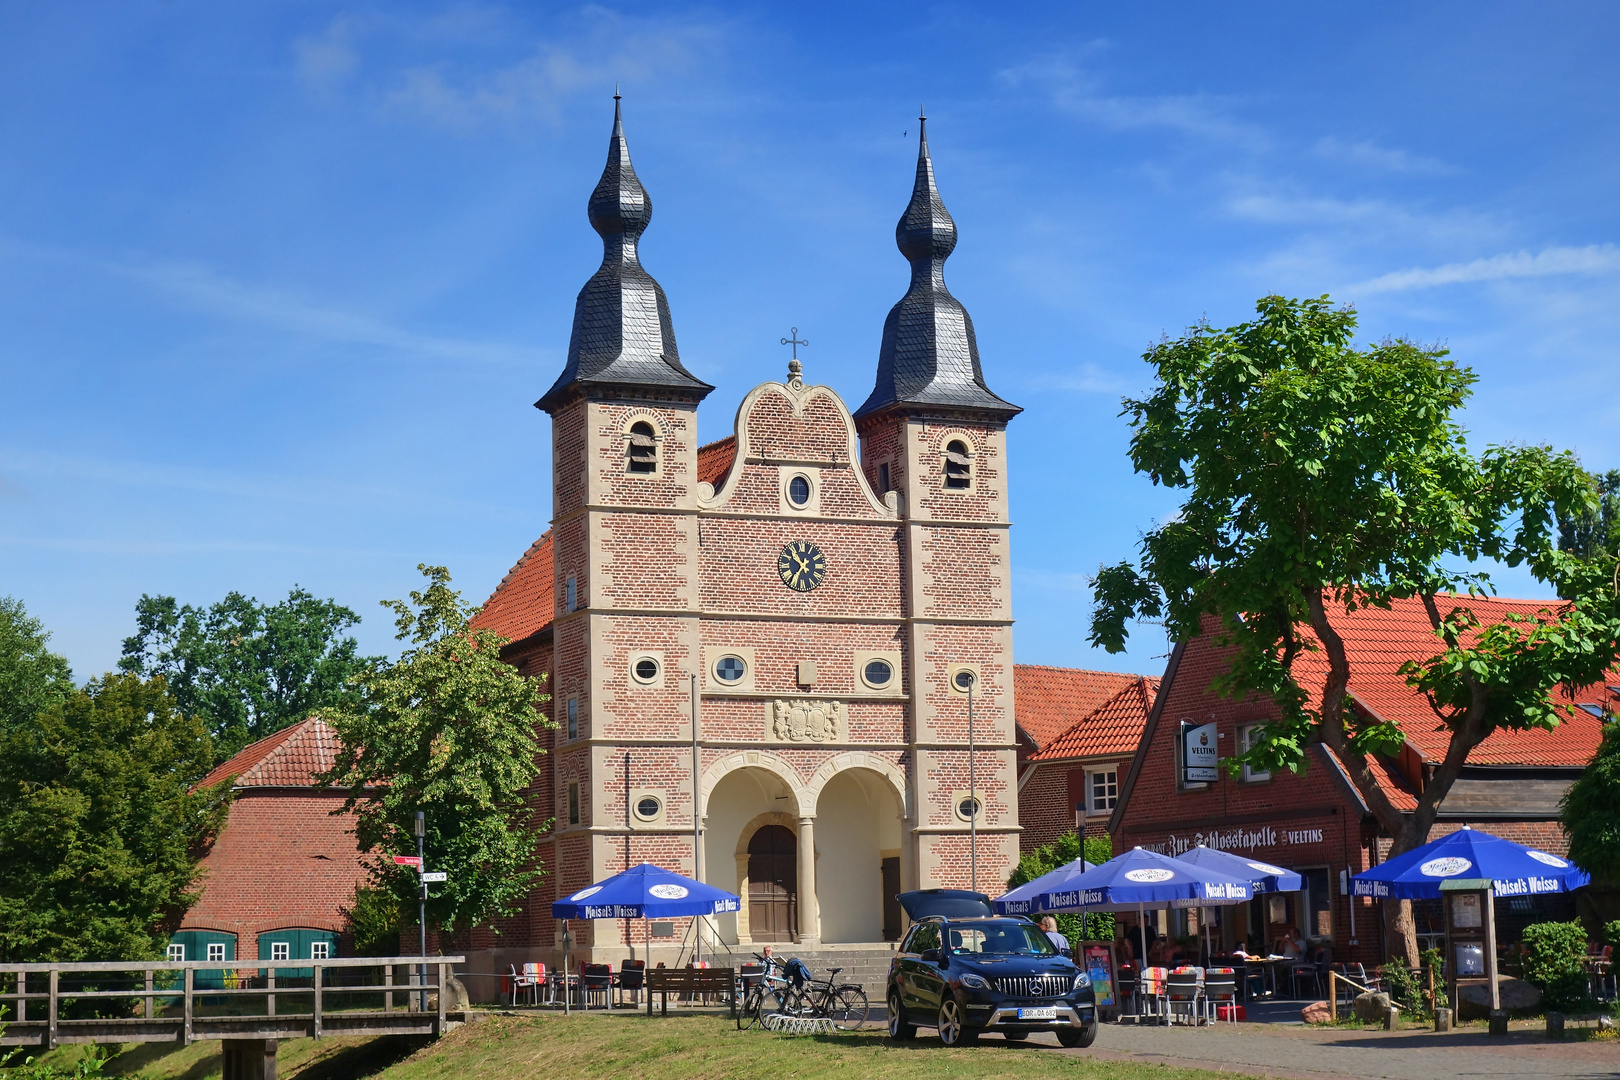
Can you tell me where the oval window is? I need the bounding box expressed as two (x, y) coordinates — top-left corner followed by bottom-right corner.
(635, 796), (662, 821)
(788, 475), (811, 507)
(953, 669), (977, 692)
(863, 659), (893, 688)
(958, 797), (981, 820)
(633, 657), (660, 683)
(715, 656), (746, 683)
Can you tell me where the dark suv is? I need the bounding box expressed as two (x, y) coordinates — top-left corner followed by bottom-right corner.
(886, 889), (1097, 1047)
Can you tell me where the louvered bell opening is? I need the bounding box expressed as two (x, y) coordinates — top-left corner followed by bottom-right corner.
(943, 448), (971, 489)
(627, 430), (658, 474)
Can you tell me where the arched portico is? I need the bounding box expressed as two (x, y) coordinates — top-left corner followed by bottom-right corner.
(809, 759), (909, 944)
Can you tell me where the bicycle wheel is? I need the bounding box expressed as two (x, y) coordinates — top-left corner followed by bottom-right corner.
(759, 986), (792, 1024)
(829, 985), (871, 1030)
(738, 986), (762, 1030)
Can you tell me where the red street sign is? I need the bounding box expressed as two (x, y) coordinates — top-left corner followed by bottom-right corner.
(392, 855), (423, 868)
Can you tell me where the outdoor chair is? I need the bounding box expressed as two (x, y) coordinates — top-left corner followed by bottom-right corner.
(581, 963), (613, 1009)
(1288, 951), (1324, 999)
(1115, 965), (1138, 1015)
(509, 962), (545, 1006)
(736, 962), (765, 1000)
(1139, 966), (1168, 1023)
(1202, 968), (1238, 1024)
(1165, 968), (1202, 1026)
(616, 960), (646, 1007)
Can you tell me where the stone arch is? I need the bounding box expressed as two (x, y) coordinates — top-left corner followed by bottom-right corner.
(805, 752), (910, 819)
(701, 751), (806, 817)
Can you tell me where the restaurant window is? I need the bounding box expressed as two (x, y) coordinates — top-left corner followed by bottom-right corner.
(1087, 767), (1118, 814)
(1302, 868), (1333, 941)
(1241, 725), (1271, 783)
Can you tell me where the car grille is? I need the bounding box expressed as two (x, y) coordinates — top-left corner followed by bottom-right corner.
(994, 975), (1069, 998)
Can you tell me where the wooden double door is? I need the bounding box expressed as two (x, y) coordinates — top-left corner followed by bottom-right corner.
(747, 825), (798, 942)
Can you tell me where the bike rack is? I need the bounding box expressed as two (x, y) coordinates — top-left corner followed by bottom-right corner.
(762, 1013), (834, 1035)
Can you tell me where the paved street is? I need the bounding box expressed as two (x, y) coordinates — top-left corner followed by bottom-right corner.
(1015, 1021), (1620, 1080)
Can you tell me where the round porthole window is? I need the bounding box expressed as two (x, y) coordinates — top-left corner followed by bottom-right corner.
(633, 657), (661, 683)
(953, 669), (976, 692)
(635, 796), (662, 821)
(715, 655), (747, 683)
(863, 659), (893, 688)
(787, 474), (811, 507)
(958, 797), (981, 820)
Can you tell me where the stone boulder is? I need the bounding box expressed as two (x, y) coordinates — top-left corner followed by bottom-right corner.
(1457, 977), (1539, 1018)
(1352, 991), (1392, 1023)
(1300, 1000), (1333, 1024)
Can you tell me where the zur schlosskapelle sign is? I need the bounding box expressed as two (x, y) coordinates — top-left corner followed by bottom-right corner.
(1181, 720), (1219, 784)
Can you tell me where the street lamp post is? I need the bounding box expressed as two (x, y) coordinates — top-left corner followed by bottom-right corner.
(414, 810), (427, 1012)
(953, 670), (978, 894)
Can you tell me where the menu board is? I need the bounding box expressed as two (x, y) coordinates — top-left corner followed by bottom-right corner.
(1454, 942), (1485, 977)
(1451, 893), (1482, 929)
(1082, 943), (1116, 1008)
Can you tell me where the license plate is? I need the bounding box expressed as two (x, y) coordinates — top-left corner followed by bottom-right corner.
(1016, 1007), (1057, 1020)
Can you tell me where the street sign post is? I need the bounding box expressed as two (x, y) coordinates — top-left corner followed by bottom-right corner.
(392, 855), (422, 868)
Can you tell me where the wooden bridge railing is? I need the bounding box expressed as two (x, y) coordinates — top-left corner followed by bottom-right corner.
(0, 955), (466, 1050)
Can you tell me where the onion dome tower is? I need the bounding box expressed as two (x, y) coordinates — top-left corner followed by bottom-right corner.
(536, 95), (713, 414)
(854, 115), (1019, 423)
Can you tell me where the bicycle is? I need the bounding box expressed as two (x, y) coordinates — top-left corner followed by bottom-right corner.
(737, 953), (792, 1030)
(779, 964), (871, 1031)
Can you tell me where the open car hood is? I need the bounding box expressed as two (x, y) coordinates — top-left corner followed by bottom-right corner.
(897, 889), (996, 919)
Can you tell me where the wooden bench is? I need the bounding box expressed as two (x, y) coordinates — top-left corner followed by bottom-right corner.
(645, 967), (735, 1016)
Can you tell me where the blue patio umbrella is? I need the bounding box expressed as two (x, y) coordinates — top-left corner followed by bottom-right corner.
(551, 862), (740, 919)
(992, 856), (1093, 915)
(551, 862), (740, 1012)
(1176, 844), (1304, 894)
(1035, 847), (1252, 968)
(1350, 826), (1590, 900)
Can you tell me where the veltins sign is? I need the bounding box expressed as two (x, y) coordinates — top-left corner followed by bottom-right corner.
(1182, 720), (1219, 783)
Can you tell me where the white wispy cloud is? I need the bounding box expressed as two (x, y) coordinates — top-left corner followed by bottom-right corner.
(1312, 136), (1450, 175)
(1026, 363), (1135, 396)
(384, 12), (729, 128)
(295, 18), (359, 90)
(1347, 244), (1620, 295)
(997, 54), (1268, 149)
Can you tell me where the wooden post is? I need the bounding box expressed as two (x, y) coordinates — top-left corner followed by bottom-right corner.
(435, 962), (448, 1036)
(145, 969), (154, 1020)
(1328, 969), (1336, 1022)
(17, 969), (26, 1022)
(47, 969), (59, 1050)
(267, 968), (276, 1017)
(312, 964), (323, 1040)
(183, 967), (194, 1046)
(1483, 885), (1505, 1035)
(1427, 963), (1435, 1016)
(384, 965), (393, 1013)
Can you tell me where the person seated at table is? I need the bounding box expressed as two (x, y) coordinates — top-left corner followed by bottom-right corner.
(1147, 935), (1171, 967)
(1276, 927), (1305, 959)
(1232, 942), (1251, 959)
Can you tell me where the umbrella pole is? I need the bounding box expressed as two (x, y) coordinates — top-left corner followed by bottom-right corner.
(1139, 902), (1148, 971)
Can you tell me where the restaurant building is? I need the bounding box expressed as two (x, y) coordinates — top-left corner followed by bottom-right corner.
(1107, 597), (1608, 964)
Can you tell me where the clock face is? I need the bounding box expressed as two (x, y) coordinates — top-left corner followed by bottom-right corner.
(777, 540), (828, 593)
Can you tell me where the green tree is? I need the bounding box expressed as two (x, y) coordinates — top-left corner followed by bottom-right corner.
(119, 587), (376, 757)
(0, 596), (74, 731)
(1008, 833), (1116, 944)
(318, 565), (550, 938)
(0, 673), (231, 963)
(1560, 719), (1620, 887)
(1090, 295), (1619, 964)
(1558, 468), (1620, 561)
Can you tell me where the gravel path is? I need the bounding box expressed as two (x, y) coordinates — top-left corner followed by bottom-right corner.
(1011, 1021), (1619, 1080)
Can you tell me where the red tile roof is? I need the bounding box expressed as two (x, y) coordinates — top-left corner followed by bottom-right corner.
(471, 529), (554, 645)
(1031, 676), (1160, 762)
(1014, 665), (1145, 751)
(1292, 595), (1611, 769)
(698, 436), (737, 487)
(198, 715), (341, 790)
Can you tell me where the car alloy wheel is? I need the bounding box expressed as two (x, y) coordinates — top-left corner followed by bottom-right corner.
(937, 998), (975, 1045)
(887, 993), (915, 1040)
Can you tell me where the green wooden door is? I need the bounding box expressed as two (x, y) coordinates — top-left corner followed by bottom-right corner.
(168, 929), (236, 989)
(257, 927), (338, 979)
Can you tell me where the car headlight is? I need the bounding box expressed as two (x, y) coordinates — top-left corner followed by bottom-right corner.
(959, 973), (991, 990)
(1072, 972), (1091, 992)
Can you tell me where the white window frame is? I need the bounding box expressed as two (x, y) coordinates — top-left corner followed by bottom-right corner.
(271, 942), (290, 962)
(565, 576), (577, 614)
(1086, 766), (1119, 815)
(206, 943), (226, 962)
(566, 697), (579, 741)
(311, 941), (330, 960)
(168, 944), (185, 962)
(1241, 724), (1271, 783)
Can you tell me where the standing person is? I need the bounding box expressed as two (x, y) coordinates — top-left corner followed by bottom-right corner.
(1041, 916), (1071, 957)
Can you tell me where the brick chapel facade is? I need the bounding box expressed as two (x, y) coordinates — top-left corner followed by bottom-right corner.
(463, 101), (1030, 973)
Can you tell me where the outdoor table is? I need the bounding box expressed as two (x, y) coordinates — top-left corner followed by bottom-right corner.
(1241, 957), (1285, 998)
(1585, 956), (1613, 999)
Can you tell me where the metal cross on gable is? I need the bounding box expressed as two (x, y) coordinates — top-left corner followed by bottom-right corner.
(780, 327), (809, 359)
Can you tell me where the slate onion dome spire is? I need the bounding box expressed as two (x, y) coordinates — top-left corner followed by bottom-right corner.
(854, 112), (1020, 422)
(536, 94), (713, 414)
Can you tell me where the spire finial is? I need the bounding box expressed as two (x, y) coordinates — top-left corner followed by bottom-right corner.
(781, 326), (808, 386)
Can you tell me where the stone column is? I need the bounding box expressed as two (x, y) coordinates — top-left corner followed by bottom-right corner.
(734, 854), (753, 943)
(797, 816), (820, 945)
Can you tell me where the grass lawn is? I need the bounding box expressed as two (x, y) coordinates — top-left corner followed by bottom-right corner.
(74, 1012), (1235, 1080)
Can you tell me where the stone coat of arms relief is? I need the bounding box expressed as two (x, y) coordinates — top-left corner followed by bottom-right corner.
(768, 699), (845, 743)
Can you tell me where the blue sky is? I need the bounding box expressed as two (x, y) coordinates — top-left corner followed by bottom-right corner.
(4, 2), (1618, 681)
